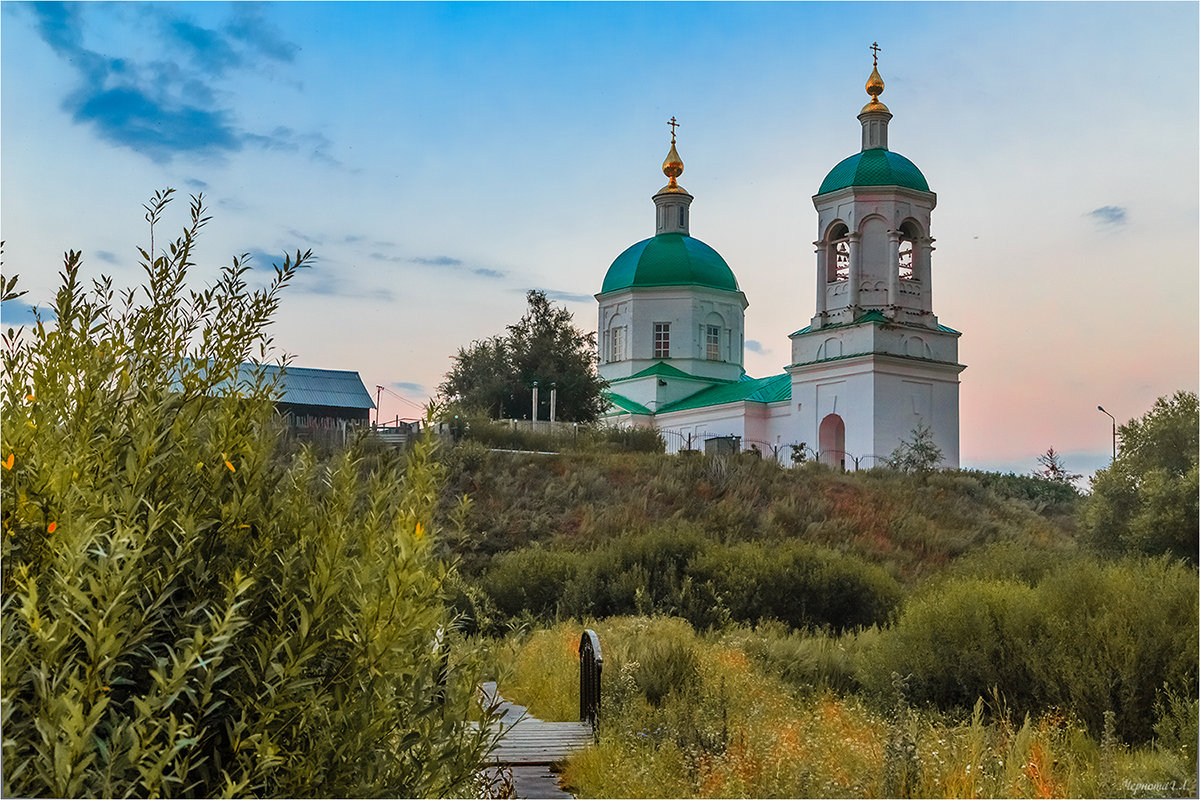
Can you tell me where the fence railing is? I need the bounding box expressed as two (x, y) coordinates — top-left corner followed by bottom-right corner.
(579, 629), (602, 730)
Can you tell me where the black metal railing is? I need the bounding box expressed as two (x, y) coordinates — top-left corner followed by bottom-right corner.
(579, 629), (602, 729)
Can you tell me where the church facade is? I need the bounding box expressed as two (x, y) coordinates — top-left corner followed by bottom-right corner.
(596, 55), (965, 468)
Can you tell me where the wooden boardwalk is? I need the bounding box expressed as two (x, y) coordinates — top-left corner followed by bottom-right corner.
(476, 681), (594, 799)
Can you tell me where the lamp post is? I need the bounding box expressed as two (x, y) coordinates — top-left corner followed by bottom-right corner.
(550, 382), (557, 424)
(1097, 405), (1116, 462)
(531, 381), (539, 427)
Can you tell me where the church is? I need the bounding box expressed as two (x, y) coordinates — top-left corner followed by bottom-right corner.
(596, 52), (965, 468)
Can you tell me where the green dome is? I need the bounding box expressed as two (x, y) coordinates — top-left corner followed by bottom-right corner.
(601, 233), (739, 294)
(817, 148), (929, 194)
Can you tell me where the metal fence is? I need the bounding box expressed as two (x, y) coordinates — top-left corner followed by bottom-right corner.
(656, 428), (886, 471)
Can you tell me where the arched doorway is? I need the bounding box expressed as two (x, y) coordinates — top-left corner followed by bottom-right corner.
(819, 414), (846, 469)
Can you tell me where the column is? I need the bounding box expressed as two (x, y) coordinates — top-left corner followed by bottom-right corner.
(887, 230), (900, 308)
(847, 233), (862, 308)
(814, 241), (827, 316)
(919, 237), (935, 312)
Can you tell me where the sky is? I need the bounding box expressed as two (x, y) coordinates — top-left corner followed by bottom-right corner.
(3, 1), (1197, 479)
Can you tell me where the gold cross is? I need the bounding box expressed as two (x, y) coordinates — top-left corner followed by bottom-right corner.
(870, 42), (881, 66)
(668, 116), (679, 143)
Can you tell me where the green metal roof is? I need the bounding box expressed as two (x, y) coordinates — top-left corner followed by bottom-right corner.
(604, 391), (653, 416)
(657, 373), (791, 414)
(624, 362), (728, 382)
(602, 233), (740, 294)
(817, 148), (929, 194)
(791, 310), (961, 337)
(789, 350), (965, 370)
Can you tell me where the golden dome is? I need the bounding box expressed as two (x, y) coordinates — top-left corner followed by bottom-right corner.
(861, 63), (889, 114)
(662, 141), (684, 189)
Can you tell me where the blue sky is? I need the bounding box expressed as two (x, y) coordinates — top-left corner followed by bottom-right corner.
(3, 1), (1197, 477)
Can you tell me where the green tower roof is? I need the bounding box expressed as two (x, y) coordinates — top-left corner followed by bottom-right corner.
(601, 233), (739, 294)
(817, 148), (930, 194)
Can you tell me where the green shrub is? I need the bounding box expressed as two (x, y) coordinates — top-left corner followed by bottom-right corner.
(951, 469), (1081, 514)
(585, 425), (665, 453)
(481, 546), (578, 619)
(0, 192), (490, 797)
(859, 557), (1198, 744)
(687, 541), (900, 632)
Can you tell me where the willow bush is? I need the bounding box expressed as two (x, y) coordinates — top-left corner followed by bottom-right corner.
(1, 191), (491, 797)
(858, 557), (1198, 744)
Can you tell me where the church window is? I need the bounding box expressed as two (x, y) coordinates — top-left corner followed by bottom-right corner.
(679, 207), (686, 227)
(826, 223), (851, 282)
(834, 239), (850, 281)
(654, 323), (670, 359)
(898, 221), (920, 281)
(611, 326), (627, 362)
(898, 237), (914, 280)
(706, 325), (721, 361)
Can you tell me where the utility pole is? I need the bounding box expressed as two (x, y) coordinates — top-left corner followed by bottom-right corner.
(531, 381), (539, 428)
(550, 382), (557, 424)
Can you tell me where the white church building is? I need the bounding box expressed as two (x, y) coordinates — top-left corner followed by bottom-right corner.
(596, 55), (965, 468)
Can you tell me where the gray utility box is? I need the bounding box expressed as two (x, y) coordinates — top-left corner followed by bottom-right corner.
(704, 435), (741, 457)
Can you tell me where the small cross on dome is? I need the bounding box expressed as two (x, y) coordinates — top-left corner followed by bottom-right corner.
(668, 117), (679, 144)
(870, 42), (881, 66)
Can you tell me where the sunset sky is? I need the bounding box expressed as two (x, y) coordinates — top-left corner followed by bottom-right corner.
(3, 1), (1197, 478)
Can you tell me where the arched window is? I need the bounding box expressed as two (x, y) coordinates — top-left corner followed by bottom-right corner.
(898, 221), (921, 281)
(827, 223), (850, 282)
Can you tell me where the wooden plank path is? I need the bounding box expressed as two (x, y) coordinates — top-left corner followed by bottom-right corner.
(475, 681), (594, 799)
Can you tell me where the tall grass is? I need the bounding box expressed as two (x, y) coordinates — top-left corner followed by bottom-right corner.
(494, 618), (1197, 798)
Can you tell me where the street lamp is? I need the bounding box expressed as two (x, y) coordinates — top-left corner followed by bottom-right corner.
(1097, 405), (1116, 462)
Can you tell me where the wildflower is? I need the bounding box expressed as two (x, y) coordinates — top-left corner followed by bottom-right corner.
(225, 460), (236, 473)
(3, 453), (13, 470)
(415, 521), (425, 540)
(47, 521), (57, 533)
(25, 393), (34, 403)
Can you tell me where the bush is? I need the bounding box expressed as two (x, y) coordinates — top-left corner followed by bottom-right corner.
(482, 546), (578, 619)
(859, 557), (1198, 744)
(0, 192), (489, 797)
(687, 541), (901, 632)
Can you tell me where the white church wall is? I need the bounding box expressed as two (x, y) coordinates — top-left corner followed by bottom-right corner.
(599, 285), (746, 384)
(872, 367), (961, 468)
(656, 403), (749, 451)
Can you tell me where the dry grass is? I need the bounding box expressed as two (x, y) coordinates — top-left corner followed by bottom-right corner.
(494, 618), (1196, 799)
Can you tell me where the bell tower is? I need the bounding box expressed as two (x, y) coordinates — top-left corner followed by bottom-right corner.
(787, 45), (964, 468)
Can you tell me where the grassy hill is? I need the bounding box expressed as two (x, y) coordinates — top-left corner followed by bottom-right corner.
(438, 442), (1079, 586)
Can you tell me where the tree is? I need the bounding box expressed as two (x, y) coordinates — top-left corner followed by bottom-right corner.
(887, 423), (943, 473)
(1081, 390), (1198, 561)
(439, 289), (608, 423)
(1034, 446), (1082, 484)
(1, 191), (492, 797)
